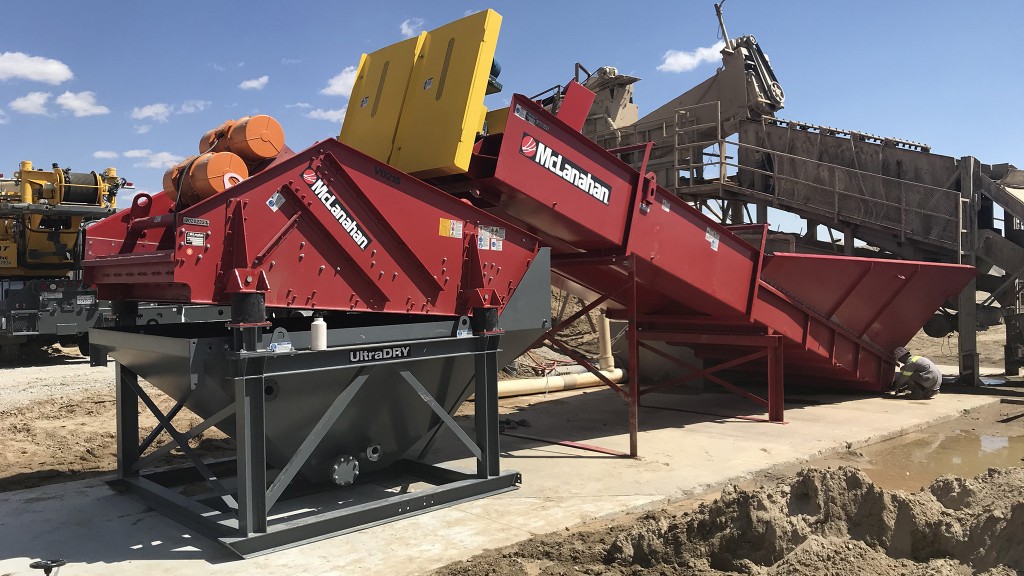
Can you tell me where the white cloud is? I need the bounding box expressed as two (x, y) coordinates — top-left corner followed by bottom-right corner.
(0, 109), (7, 124)
(9, 91), (51, 115)
(400, 18), (424, 38)
(657, 41), (726, 73)
(286, 102), (311, 109)
(122, 149), (183, 169)
(210, 63), (226, 72)
(306, 108), (346, 123)
(137, 151), (185, 169)
(130, 100), (208, 125)
(0, 52), (73, 84)
(281, 58), (301, 65)
(321, 66), (357, 97)
(131, 103), (172, 122)
(93, 150), (119, 159)
(178, 99), (210, 114)
(56, 91), (109, 117)
(239, 75), (268, 90)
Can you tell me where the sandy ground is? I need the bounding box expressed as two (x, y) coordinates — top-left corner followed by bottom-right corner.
(0, 328), (1021, 574)
(0, 345), (229, 491)
(906, 325), (1007, 374)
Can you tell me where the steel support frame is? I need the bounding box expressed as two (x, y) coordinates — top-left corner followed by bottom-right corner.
(958, 156), (981, 385)
(537, 259), (636, 457)
(635, 332), (785, 423)
(108, 330), (517, 558)
(543, 253), (785, 459)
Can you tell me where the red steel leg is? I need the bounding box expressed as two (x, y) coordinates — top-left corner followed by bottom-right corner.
(628, 257), (639, 458)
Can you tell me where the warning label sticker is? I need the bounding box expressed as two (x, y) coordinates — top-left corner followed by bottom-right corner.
(705, 227), (720, 252)
(478, 226), (505, 251)
(266, 191), (285, 212)
(438, 218), (464, 239)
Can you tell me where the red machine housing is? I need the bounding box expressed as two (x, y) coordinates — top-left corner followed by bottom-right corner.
(83, 88), (973, 396)
(83, 139), (540, 317)
(453, 92), (974, 392)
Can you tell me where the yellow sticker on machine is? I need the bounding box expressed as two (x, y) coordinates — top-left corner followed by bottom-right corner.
(0, 242), (16, 267)
(438, 218), (463, 238)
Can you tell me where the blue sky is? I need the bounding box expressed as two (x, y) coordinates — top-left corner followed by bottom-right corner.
(1, 0), (1021, 230)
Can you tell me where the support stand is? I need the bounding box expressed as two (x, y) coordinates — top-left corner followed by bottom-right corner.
(537, 248), (786, 458)
(103, 310), (516, 558)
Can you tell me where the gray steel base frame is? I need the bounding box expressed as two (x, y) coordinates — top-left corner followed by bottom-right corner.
(109, 331), (517, 558)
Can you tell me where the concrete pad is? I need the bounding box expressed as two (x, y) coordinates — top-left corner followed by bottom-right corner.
(0, 388), (998, 576)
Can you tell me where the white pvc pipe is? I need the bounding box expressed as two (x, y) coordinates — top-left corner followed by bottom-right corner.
(597, 309), (615, 371)
(489, 307), (621, 399)
(493, 368), (626, 398)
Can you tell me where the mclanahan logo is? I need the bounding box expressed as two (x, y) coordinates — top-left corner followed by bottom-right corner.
(301, 168), (372, 251)
(521, 133), (610, 205)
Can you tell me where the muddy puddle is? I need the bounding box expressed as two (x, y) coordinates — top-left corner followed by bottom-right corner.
(842, 428), (1024, 491)
(814, 400), (1024, 492)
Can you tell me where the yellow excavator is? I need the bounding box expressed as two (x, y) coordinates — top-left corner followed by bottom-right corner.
(0, 161), (124, 362)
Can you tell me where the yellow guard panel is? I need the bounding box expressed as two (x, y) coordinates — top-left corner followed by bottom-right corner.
(484, 106), (509, 136)
(389, 9), (501, 178)
(339, 35), (425, 163)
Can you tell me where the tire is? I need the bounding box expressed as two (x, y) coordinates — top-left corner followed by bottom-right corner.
(78, 332), (90, 356)
(0, 343), (19, 364)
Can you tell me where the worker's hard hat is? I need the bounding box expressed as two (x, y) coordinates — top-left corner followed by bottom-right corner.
(893, 346), (911, 362)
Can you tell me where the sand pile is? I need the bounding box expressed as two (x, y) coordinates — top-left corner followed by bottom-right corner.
(605, 466), (1023, 575)
(433, 466), (1024, 575)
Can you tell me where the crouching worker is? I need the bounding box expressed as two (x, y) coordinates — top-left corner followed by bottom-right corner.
(890, 346), (941, 399)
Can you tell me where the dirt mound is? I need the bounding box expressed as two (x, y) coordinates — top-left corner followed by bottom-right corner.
(432, 466), (1024, 575)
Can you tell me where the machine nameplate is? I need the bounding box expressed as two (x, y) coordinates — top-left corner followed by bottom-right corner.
(350, 345), (411, 363)
(182, 217), (210, 227)
(513, 103), (549, 131)
(373, 165), (401, 186)
(185, 231), (205, 247)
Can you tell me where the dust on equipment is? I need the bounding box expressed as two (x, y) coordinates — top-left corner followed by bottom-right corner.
(83, 8), (974, 557)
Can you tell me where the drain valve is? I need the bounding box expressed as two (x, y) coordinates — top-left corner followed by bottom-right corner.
(366, 444), (383, 462)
